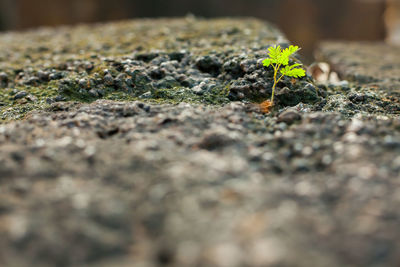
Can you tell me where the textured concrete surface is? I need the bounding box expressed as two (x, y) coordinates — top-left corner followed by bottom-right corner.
(0, 19), (399, 267)
(318, 42), (400, 91)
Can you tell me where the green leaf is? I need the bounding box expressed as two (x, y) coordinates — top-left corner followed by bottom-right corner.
(264, 45), (304, 77)
(264, 45), (301, 67)
(279, 45), (300, 66)
(287, 63), (302, 70)
(284, 45), (300, 57)
(264, 45), (282, 65)
(280, 64), (306, 78)
(262, 58), (272, 67)
(267, 45), (282, 61)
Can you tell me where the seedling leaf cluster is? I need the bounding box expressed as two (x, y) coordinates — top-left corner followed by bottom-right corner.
(263, 45), (306, 105)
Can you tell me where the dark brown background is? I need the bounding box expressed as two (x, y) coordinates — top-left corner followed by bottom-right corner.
(0, 0), (393, 57)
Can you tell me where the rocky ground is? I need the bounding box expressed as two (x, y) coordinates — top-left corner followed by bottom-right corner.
(0, 18), (399, 267)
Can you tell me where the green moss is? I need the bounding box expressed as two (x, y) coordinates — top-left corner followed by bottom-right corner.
(0, 83), (59, 123)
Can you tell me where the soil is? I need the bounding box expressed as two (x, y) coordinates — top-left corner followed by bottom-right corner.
(0, 18), (399, 267)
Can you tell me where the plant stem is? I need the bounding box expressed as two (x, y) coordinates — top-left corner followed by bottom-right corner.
(271, 82), (276, 104)
(271, 64), (278, 104)
(271, 67), (284, 105)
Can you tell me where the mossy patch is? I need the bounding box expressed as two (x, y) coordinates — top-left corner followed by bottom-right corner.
(0, 84), (58, 123)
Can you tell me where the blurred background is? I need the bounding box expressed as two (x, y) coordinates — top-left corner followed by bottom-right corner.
(0, 0), (399, 58)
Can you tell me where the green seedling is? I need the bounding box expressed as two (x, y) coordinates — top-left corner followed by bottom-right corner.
(262, 45), (306, 105)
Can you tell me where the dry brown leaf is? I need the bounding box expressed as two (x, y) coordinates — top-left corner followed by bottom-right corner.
(259, 100), (273, 113)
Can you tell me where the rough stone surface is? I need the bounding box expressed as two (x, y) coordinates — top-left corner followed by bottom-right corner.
(0, 19), (400, 267)
(0, 100), (399, 267)
(1, 17), (313, 123)
(318, 42), (400, 88)
(318, 42), (400, 112)
(315, 42), (400, 117)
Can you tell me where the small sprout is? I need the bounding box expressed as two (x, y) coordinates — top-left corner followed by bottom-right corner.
(262, 45), (306, 106)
